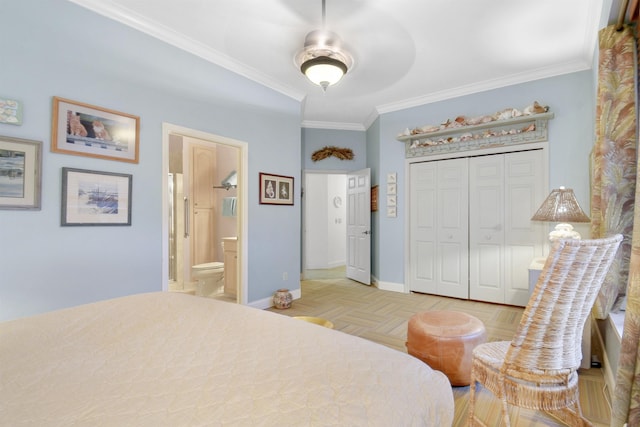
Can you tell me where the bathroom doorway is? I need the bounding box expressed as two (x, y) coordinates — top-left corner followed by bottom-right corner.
(162, 123), (248, 304)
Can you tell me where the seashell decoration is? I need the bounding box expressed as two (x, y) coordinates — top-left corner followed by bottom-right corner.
(273, 289), (292, 309)
(408, 122), (538, 150)
(523, 101), (549, 115)
(397, 101), (549, 140)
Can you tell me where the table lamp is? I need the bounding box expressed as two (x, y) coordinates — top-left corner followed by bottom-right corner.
(531, 186), (590, 241)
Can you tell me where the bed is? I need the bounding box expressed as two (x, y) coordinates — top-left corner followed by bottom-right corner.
(0, 292), (454, 426)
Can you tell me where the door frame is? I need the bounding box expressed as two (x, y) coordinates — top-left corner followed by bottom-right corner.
(161, 123), (249, 305)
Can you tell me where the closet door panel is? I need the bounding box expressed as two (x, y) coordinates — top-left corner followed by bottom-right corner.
(436, 158), (469, 299)
(504, 150), (545, 306)
(506, 244), (536, 299)
(409, 159), (468, 298)
(410, 148), (546, 305)
(439, 241), (466, 294)
(478, 244), (501, 285)
(469, 156), (505, 303)
(415, 241), (435, 283)
(410, 162), (438, 293)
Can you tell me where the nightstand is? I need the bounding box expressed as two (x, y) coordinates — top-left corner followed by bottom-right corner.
(528, 257), (546, 294)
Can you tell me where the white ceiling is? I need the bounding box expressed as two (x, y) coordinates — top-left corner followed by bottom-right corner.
(69, 0), (621, 130)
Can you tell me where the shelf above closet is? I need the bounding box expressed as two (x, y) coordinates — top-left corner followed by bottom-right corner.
(397, 112), (554, 158)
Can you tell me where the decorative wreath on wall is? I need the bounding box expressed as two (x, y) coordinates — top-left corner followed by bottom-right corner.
(311, 146), (354, 162)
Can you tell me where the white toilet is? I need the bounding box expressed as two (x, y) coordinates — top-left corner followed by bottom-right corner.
(191, 262), (225, 297)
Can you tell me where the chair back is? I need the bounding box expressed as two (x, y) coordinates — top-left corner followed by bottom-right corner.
(504, 234), (623, 374)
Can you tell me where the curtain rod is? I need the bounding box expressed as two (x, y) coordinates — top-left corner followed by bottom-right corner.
(617, 0), (631, 30)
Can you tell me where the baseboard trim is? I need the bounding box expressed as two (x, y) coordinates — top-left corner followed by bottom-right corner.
(372, 277), (407, 293)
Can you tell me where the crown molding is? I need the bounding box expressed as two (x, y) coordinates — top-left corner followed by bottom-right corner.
(376, 60), (592, 115)
(362, 109), (380, 130)
(68, 0), (599, 132)
(68, 0), (305, 102)
(301, 120), (365, 131)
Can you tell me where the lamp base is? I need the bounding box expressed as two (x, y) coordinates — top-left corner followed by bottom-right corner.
(548, 223), (581, 241)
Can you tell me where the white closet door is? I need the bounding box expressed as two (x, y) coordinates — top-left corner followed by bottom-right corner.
(410, 161), (438, 294)
(469, 150), (545, 306)
(438, 159), (470, 298)
(503, 150), (545, 306)
(469, 155), (505, 303)
(410, 158), (468, 298)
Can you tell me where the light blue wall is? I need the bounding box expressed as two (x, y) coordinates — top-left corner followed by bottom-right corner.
(302, 128), (367, 171)
(374, 71), (595, 286)
(0, 1), (598, 320)
(0, 1), (301, 320)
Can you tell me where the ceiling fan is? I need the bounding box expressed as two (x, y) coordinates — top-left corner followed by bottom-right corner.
(294, 0), (353, 92)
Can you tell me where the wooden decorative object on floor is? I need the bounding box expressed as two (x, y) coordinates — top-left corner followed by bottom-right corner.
(293, 316), (334, 329)
(406, 310), (487, 386)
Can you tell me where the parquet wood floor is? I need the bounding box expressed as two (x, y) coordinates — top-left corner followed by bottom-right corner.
(268, 276), (610, 426)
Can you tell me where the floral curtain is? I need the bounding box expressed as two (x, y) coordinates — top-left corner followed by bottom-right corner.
(613, 217), (640, 424)
(591, 24), (637, 320)
(610, 23), (640, 426)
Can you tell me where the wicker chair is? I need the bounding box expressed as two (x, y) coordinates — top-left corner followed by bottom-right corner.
(468, 234), (623, 427)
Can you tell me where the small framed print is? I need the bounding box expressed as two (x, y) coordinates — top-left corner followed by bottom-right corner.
(387, 206), (397, 218)
(0, 97), (23, 125)
(387, 195), (396, 207)
(61, 167), (132, 226)
(0, 136), (42, 210)
(387, 183), (397, 195)
(387, 172), (397, 184)
(259, 172), (294, 205)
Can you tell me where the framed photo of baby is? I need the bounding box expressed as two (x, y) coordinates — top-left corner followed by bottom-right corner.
(51, 97), (140, 163)
(259, 172), (294, 205)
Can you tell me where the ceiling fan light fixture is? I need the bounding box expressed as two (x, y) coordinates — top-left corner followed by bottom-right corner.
(295, 0), (352, 92)
(300, 56), (348, 91)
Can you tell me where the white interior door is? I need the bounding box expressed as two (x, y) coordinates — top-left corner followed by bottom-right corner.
(346, 168), (371, 285)
(503, 150), (545, 305)
(435, 159), (469, 299)
(468, 150), (545, 306)
(410, 159), (468, 298)
(410, 161), (438, 293)
(469, 155), (505, 303)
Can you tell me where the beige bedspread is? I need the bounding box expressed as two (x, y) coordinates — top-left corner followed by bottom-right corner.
(0, 292), (453, 426)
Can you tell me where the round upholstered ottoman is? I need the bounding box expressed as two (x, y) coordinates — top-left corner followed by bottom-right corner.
(406, 310), (487, 386)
